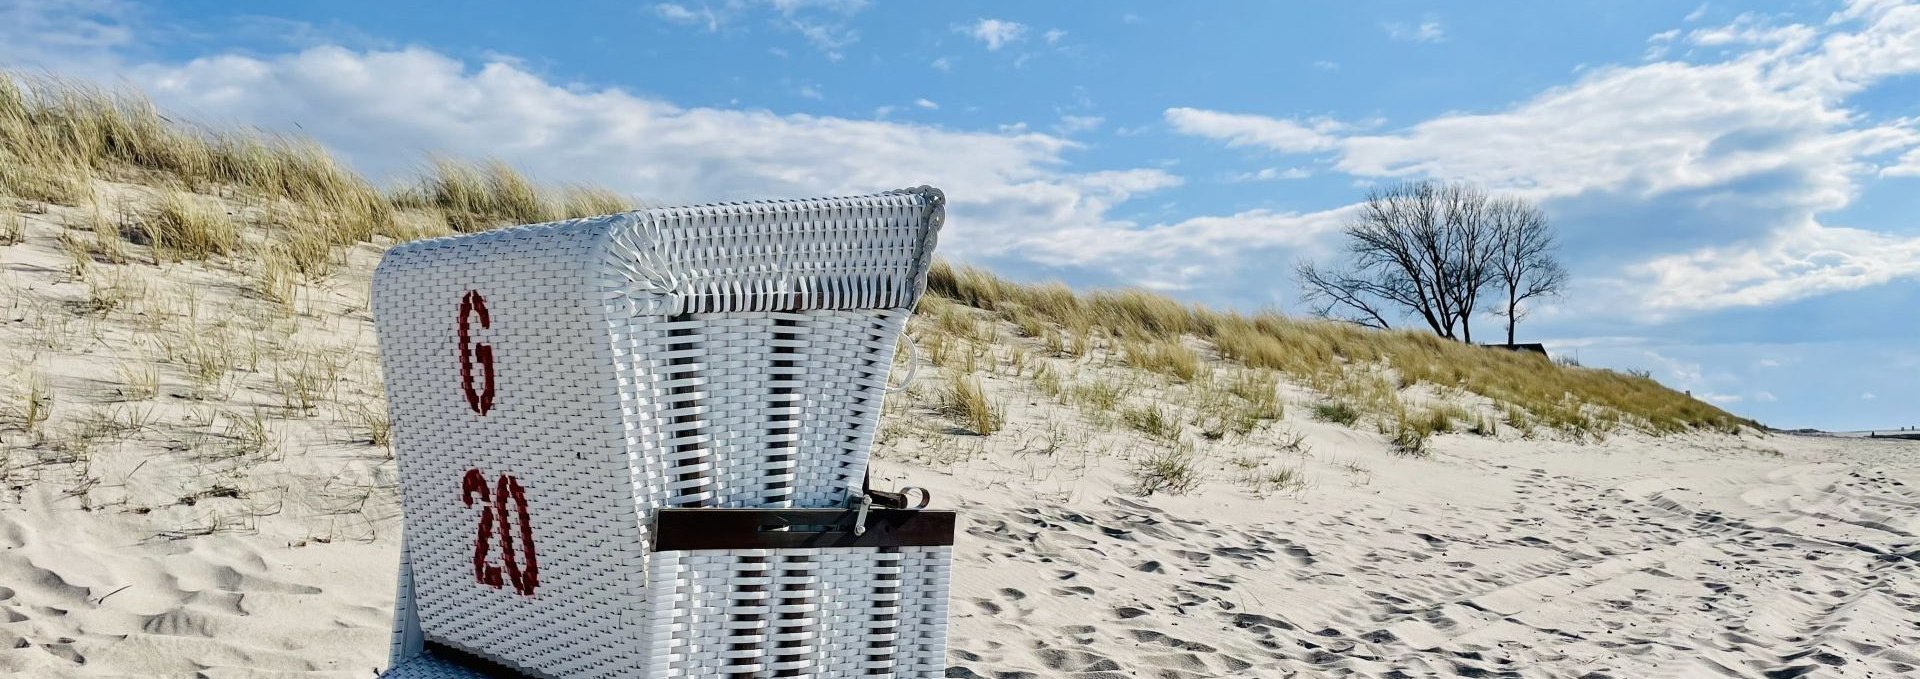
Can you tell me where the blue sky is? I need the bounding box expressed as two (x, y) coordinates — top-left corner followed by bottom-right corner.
(4, 0), (1918, 430)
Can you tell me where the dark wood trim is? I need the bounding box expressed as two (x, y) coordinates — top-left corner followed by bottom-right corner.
(652, 508), (957, 551)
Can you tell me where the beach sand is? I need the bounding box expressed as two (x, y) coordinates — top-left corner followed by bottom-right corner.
(1, 427), (1913, 677)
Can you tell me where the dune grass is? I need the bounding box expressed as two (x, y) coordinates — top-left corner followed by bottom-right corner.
(927, 261), (1754, 437)
(0, 72), (630, 262)
(938, 369), (1004, 436)
(391, 158), (638, 232)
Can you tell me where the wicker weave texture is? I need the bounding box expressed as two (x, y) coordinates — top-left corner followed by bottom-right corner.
(373, 189), (949, 678)
(644, 546), (951, 678)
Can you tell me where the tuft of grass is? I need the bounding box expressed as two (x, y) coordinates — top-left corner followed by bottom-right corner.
(80, 265), (146, 314)
(1123, 405), (1183, 443)
(1072, 379), (1130, 414)
(0, 162), (92, 206)
(140, 189), (240, 261)
(1122, 339), (1205, 382)
(220, 408), (281, 462)
(274, 346), (346, 414)
(1313, 401), (1360, 426)
(1207, 370), (1285, 438)
(164, 328), (236, 400)
(1241, 464), (1307, 496)
(0, 204), (22, 245)
(559, 185), (633, 219)
(1029, 363), (1064, 399)
(251, 242), (300, 311)
(345, 398), (393, 447)
(938, 371), (1004, 435)
(16, 369), (54, 435)
(394, 158), (555, 232)
(1131, 447), (1202, 496)
(1388, 411), (1435, 457)
(1389, 425), (1430, 457)
(115, 361), (158, 400)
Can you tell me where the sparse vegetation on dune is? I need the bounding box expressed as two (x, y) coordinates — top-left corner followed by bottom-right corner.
(927, 261), (1753, 437)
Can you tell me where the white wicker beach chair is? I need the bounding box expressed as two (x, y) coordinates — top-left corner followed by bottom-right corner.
(371, 188), (953, 678)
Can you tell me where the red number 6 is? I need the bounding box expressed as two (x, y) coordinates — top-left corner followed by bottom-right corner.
(458, 291), (495, 416)
(462, 468), (538, 596)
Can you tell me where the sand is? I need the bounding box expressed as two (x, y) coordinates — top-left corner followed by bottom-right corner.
(902, 431), (1920, 678)
(2, 194), (1917, 677)
(2, 427), (1914, 677)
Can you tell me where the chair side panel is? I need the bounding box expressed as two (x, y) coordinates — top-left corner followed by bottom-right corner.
(609, 309), (905, 512)
(372, 220), (647, 677)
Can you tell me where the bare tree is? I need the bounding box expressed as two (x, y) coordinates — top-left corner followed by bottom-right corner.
(1296, 180), (1562, 343)
(1487, 197), (1566, 344)
(1296, 181), (1498, 340)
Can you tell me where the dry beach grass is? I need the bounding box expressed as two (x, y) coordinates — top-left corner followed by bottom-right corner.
(0, 73), (1914, 678)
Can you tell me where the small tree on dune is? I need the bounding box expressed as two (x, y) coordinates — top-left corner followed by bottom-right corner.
(1295, 180), (1564, 343)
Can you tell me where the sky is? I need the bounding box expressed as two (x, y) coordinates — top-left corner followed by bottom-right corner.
(2, 0), (1918, 430)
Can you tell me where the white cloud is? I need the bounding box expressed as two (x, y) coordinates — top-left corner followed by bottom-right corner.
(1044, 29), (1067, 45)
(1754, 391), (1778, 402)
(786, 19), (857, 60)
(930, 57), (952, 71)
(796, 83), (823, 99)
(653, 3), (720, 31)
(115, 46), (1223, 277)
(960, 18), (1027, 51)
(1384, 19), (1446, 43)
(1862, 392), (1878, 400)
(1231, 167), (1313, 182)
(1312, 60), (1340, 71)
(1643, 350), (1706, 388)
(1885, 148), (1920, 176)
(1646, 29), (1681, 59)
(913, 98), (938, 110)
(1629, 223), (1920, 312)
(0, 0), (137, 72)
(1054, 115), (1103, 134)
(645, 1), (865, 58)
(1164, 108), (1345, 153)
(1685, 12), (1816, 49)
(1702, 392), (1744, 404)
(1019, 204), (1350, 277)
(765, 0), (868, 14)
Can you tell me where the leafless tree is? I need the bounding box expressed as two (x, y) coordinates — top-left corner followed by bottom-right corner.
(1487, 196), (1566, 344)
(1296, 180), (1562, 343)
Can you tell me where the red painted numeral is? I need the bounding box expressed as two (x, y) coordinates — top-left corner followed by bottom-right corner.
(461, 468), (538, 596)
(458, 291), (495, 415)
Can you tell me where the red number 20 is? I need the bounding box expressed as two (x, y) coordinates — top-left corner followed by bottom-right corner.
(462, 468), (538, 596)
